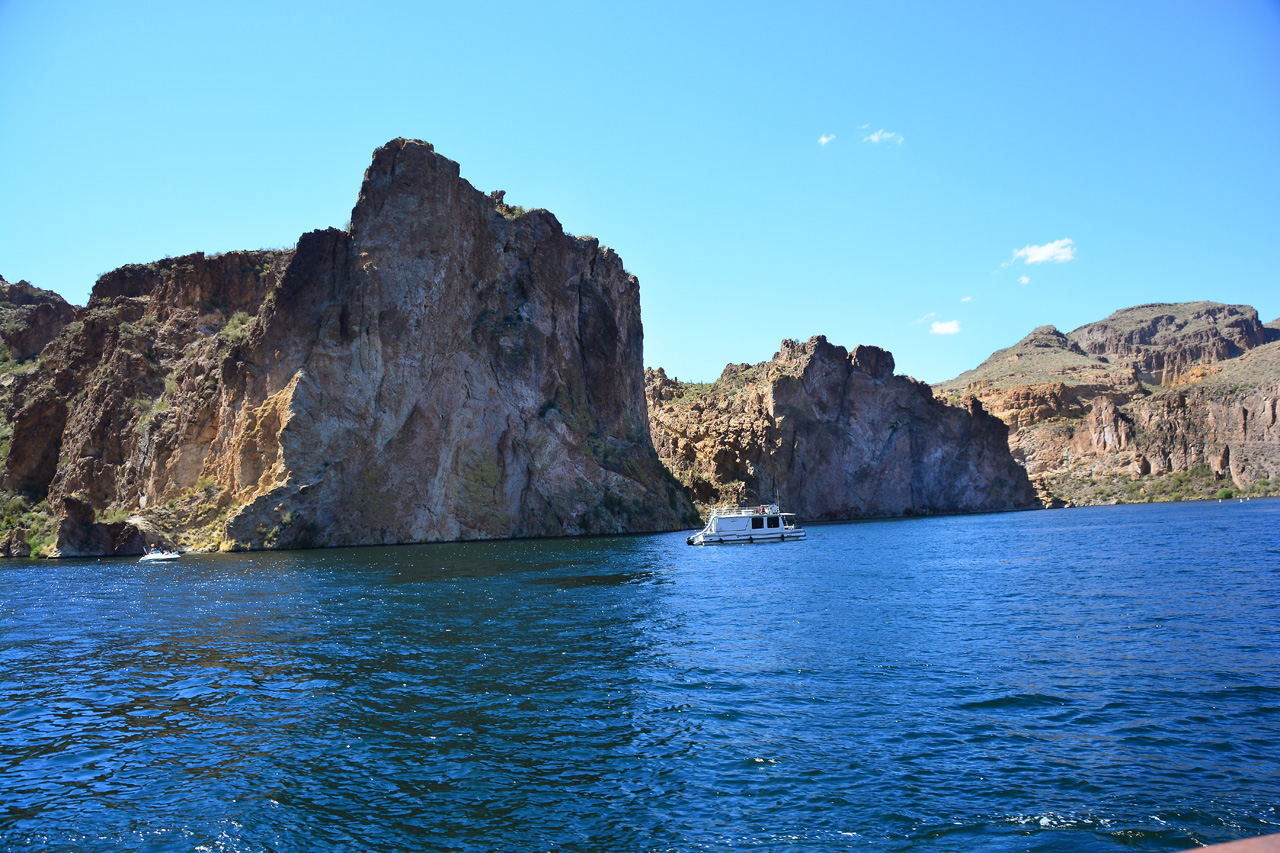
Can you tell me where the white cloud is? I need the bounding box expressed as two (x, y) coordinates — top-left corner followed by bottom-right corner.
(862, 129), (904, 145)
(930, 320), (961, 335)
(1011, 238), (1075, 265)
(1018, 275), (1030, 285)
(859, 123), (869, 129)
(819, 133), (836, 146)
(960, 296), (973, 302)
(911, 311), (937, 325)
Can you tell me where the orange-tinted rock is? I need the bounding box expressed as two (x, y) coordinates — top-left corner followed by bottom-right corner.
(934, 303), (1280, 505)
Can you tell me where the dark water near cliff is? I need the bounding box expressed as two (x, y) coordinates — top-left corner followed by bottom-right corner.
(3, 500), (1279, 852)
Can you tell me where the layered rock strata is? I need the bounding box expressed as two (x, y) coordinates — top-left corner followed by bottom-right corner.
(1, 139), (696, 557)
(935, 302), (1280, 506)
(646, 336), (1039, 520)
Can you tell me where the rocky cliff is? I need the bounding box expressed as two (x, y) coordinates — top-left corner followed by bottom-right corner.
(646, 336), (1039, 520)
(1, 276), (75, 361)
(1, 139), (696, 557)
(1069, 302), (1271, 386)
(935, 302), (1280, 506)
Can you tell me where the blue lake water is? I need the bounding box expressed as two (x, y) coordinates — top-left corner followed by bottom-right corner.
(2, 499), (1279, 852)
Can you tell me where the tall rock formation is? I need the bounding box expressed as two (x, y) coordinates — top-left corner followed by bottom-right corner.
(646, 336), (1039, 520)
(1, 139), (696, 557)
(935, 302), (1280, 506)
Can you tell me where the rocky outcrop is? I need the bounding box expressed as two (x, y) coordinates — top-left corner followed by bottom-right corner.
(934, 302), (1280, 506)
(1069, 302), (1269, 386)
(0, 276), (75, 361)
(647, 336), (1039, 520)
(1, 139), (696, 557)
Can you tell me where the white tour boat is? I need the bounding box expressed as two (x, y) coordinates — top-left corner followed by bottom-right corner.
(138, 550), (181, 563)
(686, 504), (806, 546)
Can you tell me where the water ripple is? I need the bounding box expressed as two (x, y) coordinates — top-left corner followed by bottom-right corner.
(2, 500), (1279, 851)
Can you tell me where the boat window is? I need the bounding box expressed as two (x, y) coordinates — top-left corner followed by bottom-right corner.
(751, 516), (764, 530)
(767, 516), (780, 528)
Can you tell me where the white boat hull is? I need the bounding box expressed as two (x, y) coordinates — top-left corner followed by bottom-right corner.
(138, 552), (181, 562)
(686, 528), (807, 546)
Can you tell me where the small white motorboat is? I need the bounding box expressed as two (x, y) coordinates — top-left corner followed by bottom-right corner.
(139, 550), (181, 562)
(686, 504), (806, 546)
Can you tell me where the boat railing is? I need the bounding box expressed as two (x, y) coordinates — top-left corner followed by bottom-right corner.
(708, 504), (782, 517)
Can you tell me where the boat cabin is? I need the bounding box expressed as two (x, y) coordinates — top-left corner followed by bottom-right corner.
(687, 504), (806, 545)
(707, 512), (790, 534)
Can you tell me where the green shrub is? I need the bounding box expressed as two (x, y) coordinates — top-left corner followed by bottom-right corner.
(99, 506), (130, 525)
(1217, 488), (1235, 500)
(219, 311), (252, 344)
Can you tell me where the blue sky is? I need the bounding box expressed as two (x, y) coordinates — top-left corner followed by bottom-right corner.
(2, 1), (1277, 383)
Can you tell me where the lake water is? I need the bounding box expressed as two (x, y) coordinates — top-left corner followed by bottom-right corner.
(2, 499), (1279, 852)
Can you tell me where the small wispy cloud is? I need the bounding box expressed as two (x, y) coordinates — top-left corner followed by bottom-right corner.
(930, 320), (961, 335)
(1018, 275), (1030, 285)
(819, 133), (836, 146)
(863, 128), (904, 145)
(1009, 238), (1075, 265)
(859, 123), (869, 129)
(911, 311), (937, 325)
(960, 296), (973, 303)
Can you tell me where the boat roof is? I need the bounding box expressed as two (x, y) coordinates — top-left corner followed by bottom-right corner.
(708, 504), (795, 517)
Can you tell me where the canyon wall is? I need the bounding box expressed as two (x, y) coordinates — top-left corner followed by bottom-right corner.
(1, 139), (696, 557)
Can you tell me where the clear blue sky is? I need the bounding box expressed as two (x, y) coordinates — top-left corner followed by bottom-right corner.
(2, 1), (1277, 383)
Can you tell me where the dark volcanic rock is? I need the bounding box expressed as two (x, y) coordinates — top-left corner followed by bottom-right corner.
(0, 276), (76, 360)
(53, 496), (146, 557)
(647, 336), (1039, 520)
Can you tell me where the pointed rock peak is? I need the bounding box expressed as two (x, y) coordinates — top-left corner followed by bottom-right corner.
(350, 138), (560, 243)
(1014, 325), (1086, 356)
(1022, 325), (1068, 346)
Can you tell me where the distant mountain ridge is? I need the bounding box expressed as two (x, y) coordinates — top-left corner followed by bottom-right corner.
(935, 302), (1280, 506)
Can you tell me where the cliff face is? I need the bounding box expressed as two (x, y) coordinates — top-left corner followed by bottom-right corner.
(646, 336), (1039, 520)
(1, 138), (696, 557)
(935, 302), (1280, 506)
(1069, 302), (1270, 386)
